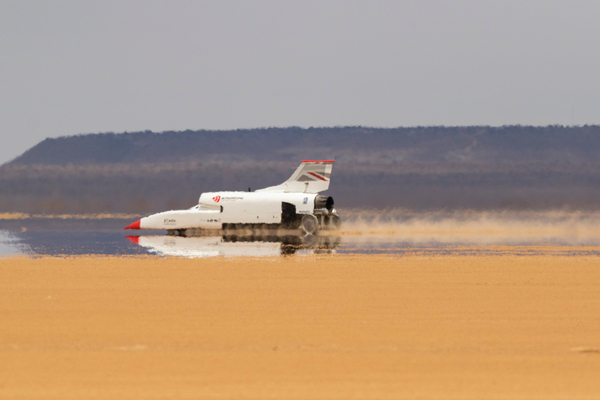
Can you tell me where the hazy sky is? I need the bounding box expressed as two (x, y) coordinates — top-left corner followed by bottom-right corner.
(1, 1), (599, 163)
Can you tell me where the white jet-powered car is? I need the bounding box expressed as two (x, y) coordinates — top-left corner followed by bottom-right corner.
(124, 160), (340, 235)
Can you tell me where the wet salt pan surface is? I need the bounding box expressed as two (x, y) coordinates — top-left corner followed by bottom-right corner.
(3, 230), (600, 258)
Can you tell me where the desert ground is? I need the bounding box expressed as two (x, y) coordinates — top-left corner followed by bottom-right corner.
(1, 252), (600, 399)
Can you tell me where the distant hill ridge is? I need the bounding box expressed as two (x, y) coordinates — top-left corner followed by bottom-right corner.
(9, 125), (600, 166)
(5, 125), (600, 213)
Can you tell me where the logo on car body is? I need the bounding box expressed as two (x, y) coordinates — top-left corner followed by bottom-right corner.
(303, 197), (308, 204)
(212, 195), (221, 202)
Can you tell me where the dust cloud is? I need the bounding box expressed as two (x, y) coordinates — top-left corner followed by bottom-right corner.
(338, 208), (600, 245)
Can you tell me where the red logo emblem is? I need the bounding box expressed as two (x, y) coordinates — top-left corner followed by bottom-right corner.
(212, 195), (221, 203)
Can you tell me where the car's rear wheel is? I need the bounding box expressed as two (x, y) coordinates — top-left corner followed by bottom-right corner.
(301, 214), (319, 234)
(328, 214), (342, 230)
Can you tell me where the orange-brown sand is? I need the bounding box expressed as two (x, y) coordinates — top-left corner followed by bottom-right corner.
(1, 253), (600, 399)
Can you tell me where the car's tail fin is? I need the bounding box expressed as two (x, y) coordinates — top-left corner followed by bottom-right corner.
(256, 160), (334, 193)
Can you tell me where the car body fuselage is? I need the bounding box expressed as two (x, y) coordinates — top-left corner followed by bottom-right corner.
(137, 191), (319, 230)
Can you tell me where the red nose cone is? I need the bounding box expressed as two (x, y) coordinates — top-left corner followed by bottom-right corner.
(124, 220), (141, 230)
(125, 235), (140, 244)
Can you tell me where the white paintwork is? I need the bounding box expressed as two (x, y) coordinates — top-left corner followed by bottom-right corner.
(128, 160), (335, 231)
(138, 206), (221, 230)
(200, 191), (317, 224)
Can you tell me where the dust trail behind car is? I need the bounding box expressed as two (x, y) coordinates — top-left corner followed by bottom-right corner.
(339, 208), (600, 245)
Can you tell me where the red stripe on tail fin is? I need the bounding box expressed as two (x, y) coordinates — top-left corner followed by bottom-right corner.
(308, 172), (327, 181)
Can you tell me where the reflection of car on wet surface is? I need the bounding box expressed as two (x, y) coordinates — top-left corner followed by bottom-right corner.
(126, 233), (341, 257)
(125, 160), (341, 235)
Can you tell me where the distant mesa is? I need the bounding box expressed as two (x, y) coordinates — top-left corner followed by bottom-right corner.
(4, 125), (600, 213)
(8, 125), (600, 166)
